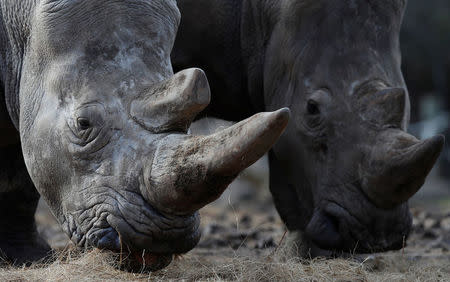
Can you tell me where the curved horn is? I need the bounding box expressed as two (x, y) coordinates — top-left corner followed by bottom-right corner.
(130, 68), (210, 133)
(143, 108), (290, 215)
(361, 130), (444, 209)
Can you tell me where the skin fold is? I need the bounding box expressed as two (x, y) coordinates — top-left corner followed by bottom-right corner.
(172, 0), (444, 256)
(0, 0), (289, 271)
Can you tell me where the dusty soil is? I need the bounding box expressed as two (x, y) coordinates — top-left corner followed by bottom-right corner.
(1, 179), (445, 281)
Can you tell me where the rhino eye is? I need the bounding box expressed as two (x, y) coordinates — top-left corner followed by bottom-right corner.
(77, 117), (91, 130)
(307, 100), (320, 115)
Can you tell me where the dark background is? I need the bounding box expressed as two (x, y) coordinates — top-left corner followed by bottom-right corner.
(401, 0), (450, 179)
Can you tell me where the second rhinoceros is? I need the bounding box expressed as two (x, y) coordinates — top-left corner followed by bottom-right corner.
(172, 0), (445, 255)
(0, 0), (289, 271)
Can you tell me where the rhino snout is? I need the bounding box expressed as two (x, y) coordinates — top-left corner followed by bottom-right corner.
(305, 201), (412, 254)
(305, 209), (343, 251)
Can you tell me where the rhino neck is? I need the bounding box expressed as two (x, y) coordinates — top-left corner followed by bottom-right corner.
(172, 0), (257, 122)
(240, 0), (281, 114)
(0, 0), (37, 130)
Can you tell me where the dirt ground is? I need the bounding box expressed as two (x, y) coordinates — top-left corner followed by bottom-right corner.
(0, 165), (448, 281)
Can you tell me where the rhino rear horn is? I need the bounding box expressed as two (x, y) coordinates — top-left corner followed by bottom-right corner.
(362, 131), (444, 209)
(361, 87), (406, 127)
(130, 68), (210, 133)
(144, 108), (290, 215)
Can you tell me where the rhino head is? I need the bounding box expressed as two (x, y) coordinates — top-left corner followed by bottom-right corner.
(18, 0), (289, 270)
(263, 0), (444, 253)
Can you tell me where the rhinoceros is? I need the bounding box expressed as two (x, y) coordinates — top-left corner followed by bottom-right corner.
(172, 0), (445, 255)
(0, 0), (289, 270)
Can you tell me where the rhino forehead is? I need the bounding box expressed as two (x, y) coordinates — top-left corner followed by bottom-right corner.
(282, 0), (406, 29)
(282, 0), (407, 13)
(34, 0), (180, 56)
(79, 32), (171, 82)
(40, 0), (180, 26)
(271, 1), (406, 94)
(275, 0), (407, 64)
(41, 35), (173, 108)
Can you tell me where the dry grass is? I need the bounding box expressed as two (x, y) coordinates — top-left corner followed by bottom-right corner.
(1, 247), (449, 282)
(17, 184), (450, 281)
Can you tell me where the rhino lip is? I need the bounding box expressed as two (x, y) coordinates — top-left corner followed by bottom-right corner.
(306, 201), (408, 254)
(322, 202), (367, 250)
(305, 208), (345, 251)
(95, 229), (175, 271)
(76, 191), (200, 272)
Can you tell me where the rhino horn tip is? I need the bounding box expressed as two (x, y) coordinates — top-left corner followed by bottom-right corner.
(265, 107), (291, 131)
(182, 68), (211, 106)
(275, 107), (291, 121)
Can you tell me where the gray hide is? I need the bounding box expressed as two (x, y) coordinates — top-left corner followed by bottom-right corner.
(172, 0), (445, 255)
(0, 0), (289, 271)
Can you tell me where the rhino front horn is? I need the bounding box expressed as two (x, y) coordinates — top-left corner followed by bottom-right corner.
(362, 130), (445, 209)
(144, 108), (290, 215)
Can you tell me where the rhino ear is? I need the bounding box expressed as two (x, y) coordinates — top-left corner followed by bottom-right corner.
(130, 68), (210, 133)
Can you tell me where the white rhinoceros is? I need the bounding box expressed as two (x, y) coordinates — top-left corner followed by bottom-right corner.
(0, 0), (289, 271)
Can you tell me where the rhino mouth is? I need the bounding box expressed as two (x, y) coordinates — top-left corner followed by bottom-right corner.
(88, 211), (199, 272)
(63, 188), (201, 271)
(94, 229), (182, 272)
(305, 199), (411, 255)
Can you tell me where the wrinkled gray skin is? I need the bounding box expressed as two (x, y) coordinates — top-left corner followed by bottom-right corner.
(172, 0), (445, 255)
(0, 0), (289, 270)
